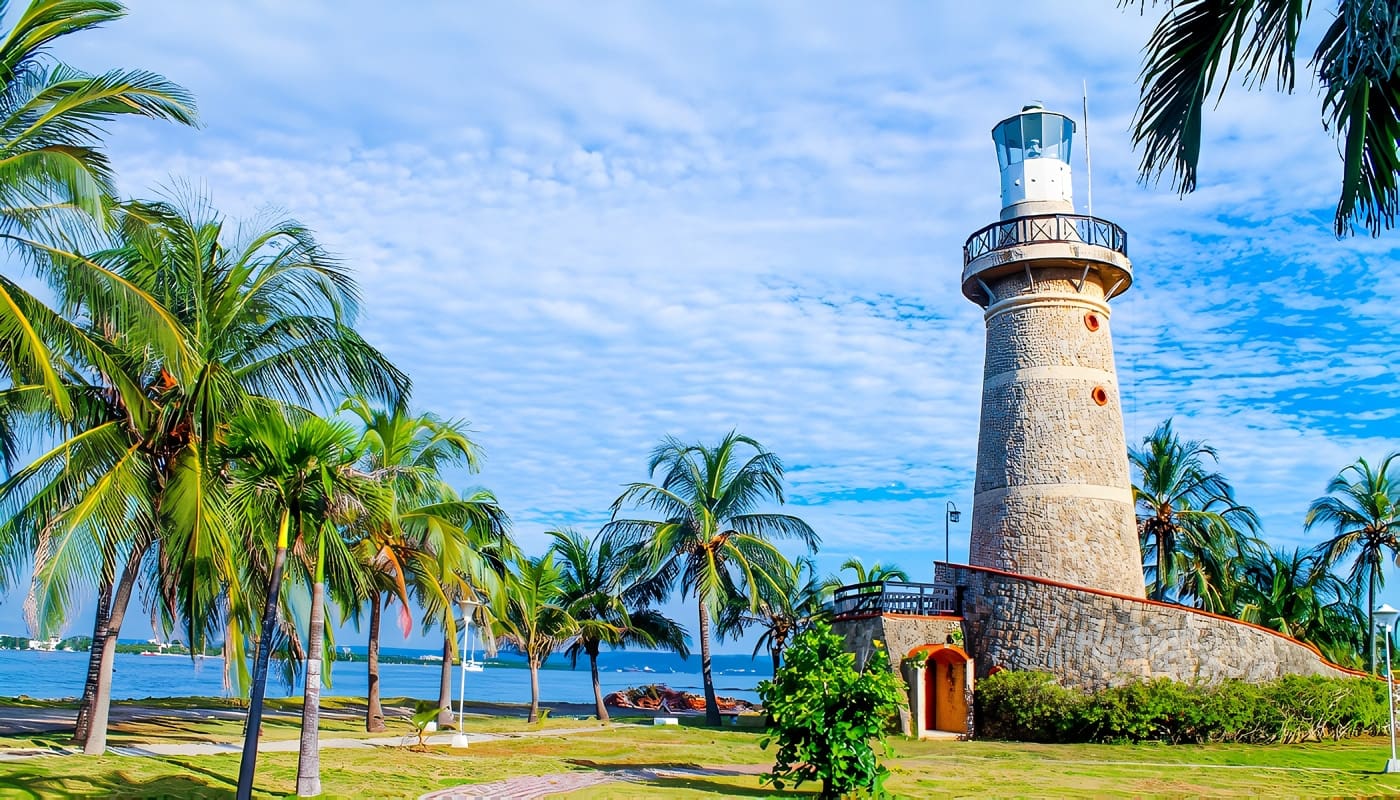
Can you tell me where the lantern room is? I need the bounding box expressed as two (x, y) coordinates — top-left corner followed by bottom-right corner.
(993, 103), (1076, 220)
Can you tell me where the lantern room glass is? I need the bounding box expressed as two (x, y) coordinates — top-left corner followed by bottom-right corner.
(994, 112), (1075, 168)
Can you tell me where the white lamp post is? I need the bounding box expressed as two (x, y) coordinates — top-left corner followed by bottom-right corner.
(451, 595), (480, 749)
(1375, 603), (1400, 774)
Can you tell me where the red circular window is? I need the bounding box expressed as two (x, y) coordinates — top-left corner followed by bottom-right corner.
(1084, 312), (1101, 332)
(1091, 386), (1109, 406)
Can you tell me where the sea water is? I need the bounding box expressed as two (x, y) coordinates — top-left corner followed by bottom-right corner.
(0, 646), (765, 704)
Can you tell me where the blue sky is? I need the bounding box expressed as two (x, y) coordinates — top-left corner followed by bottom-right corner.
(3, 2), (1397, 655)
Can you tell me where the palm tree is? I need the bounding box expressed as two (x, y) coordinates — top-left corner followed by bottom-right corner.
(1131, 419), (1261, 604)
(1126, 0), (1400, 235)
(411, 490), (513, 730)
(488, 554), (578, 724)
(1234, 546), (1366, 667)
(722, 554), (828, 677)
(339, 397), (511, 732)
(224, 411), (388, 799)
(606, 432), (819, 726)
(1, 196), (407, 756)
(821, 557), (911, 596)
(0, 0), (197, 414)
(549, 526), (689, 723)
(1307, 453), (1400, 672)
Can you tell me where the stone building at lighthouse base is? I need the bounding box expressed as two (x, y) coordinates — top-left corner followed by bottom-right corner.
(831, 566), (1357, 740)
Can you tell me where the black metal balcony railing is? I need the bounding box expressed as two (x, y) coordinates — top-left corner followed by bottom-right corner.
(963, 213), (1128, 266)
(832, 581), (959, 617)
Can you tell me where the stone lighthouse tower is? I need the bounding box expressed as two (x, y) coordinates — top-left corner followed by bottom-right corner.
(961, 104), (1144, 597)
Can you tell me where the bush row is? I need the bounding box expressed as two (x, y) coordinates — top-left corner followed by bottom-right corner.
(974, 670), (1391, 744)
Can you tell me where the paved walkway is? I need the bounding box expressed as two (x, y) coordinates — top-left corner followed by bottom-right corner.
(420, 764), (769, 800)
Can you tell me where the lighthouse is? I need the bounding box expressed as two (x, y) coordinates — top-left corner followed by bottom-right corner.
(960, 104), (1145, 597)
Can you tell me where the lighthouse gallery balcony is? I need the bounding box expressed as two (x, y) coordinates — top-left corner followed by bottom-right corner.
(962, 212), (1128, 266)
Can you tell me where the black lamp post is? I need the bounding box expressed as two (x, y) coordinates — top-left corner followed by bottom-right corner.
(945, 501), (962, 567)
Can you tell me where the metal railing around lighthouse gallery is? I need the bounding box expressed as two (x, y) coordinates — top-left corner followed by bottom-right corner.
(962, 213), (1128, 266)
(832, 581), (960, 617)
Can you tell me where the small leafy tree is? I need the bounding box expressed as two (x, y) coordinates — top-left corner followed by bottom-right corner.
(757, 621), (904, 799)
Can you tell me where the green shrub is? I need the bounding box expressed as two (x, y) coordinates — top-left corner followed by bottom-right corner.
(975, 671), (1390, 745)
(973, 670), (1081, 742)
(758, 622), (906, 799)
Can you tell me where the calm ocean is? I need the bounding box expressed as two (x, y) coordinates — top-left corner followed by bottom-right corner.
(0, 645), (765, 705)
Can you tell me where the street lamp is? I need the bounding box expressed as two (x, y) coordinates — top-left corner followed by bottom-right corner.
(945, 501), (962, 567)
(1377, 603), (1400, 774)
(451, 594), (481, 749)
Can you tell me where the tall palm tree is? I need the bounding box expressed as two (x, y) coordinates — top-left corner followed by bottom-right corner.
(339, 397), (511, 732)
(549, 526), (689, 723)
(1131, 419), (1261, 604)
(410, 489), (513, 730)
(0, 196), (408, 755)
(0, 0), (197, 415)
(722, 554), (828, 677)
(606, 432), (819, 726)
(1127, 0), (1400, 235)
(1307, 453), (1400, 672)
(224, 411), (388, 800)
(487, 554), (578, 724)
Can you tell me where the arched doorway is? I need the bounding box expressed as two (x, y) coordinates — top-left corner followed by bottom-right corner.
(907, 644), (970, 735)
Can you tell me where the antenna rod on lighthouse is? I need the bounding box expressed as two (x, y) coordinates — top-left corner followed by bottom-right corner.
(1083, 80), (1094, 219)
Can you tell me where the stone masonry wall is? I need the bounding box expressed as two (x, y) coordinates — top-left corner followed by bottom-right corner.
(942, 564), (1351, 690)
(832, 613), (965, 736)
(970, 265), (1145, 597)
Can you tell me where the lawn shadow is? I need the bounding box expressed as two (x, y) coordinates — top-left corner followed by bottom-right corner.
(0, 768), (235, 799)
(565, 758), (803, 797)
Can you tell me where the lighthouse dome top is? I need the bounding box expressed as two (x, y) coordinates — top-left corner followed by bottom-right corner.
(992, 104), (1076, 168)
(992, 103), (1077, 219)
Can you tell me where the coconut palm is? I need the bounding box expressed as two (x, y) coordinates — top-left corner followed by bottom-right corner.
(549, 526), (689, 723)
(1126, 0), (1400, 235)
(1238, 547), (1350, 638)
(821, 557), (911, 596)
(606, 432), (819, 725)
(722, 554), (828, 677)
(1307, 453), (1400, 672)
(224, 411), (388, 799)
(339, 398), (511, 732)
(0, 196), (408, 755)
(488, 554), (578, 724)
(1131, 419), (1262, 604)
(410, 490), (514, 729)
(0, 0), (197, 414)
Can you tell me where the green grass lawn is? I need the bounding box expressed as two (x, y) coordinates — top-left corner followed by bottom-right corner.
(4, 700), (1400, 798)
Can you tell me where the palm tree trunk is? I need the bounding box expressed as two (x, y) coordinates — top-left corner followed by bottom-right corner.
(436, 635), (453, 728)
(366, 591), (385, 732)
(1369, 565), (1378, 673)
(698, 599), (720, 726)
(72, 569), (114, 744)
(771, 645), (781, 678)
(527, 659), (541, 724)
(237, 511), (292, 800)
(296, 557), (325, 797)
(82, 541), (146, 755)
(588, 645), (608, 723)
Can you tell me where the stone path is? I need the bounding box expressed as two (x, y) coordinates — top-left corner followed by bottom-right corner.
(420, 764), (769, 800)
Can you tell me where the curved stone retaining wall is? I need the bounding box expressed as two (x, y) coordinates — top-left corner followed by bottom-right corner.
(941, 563), (1353, 690)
